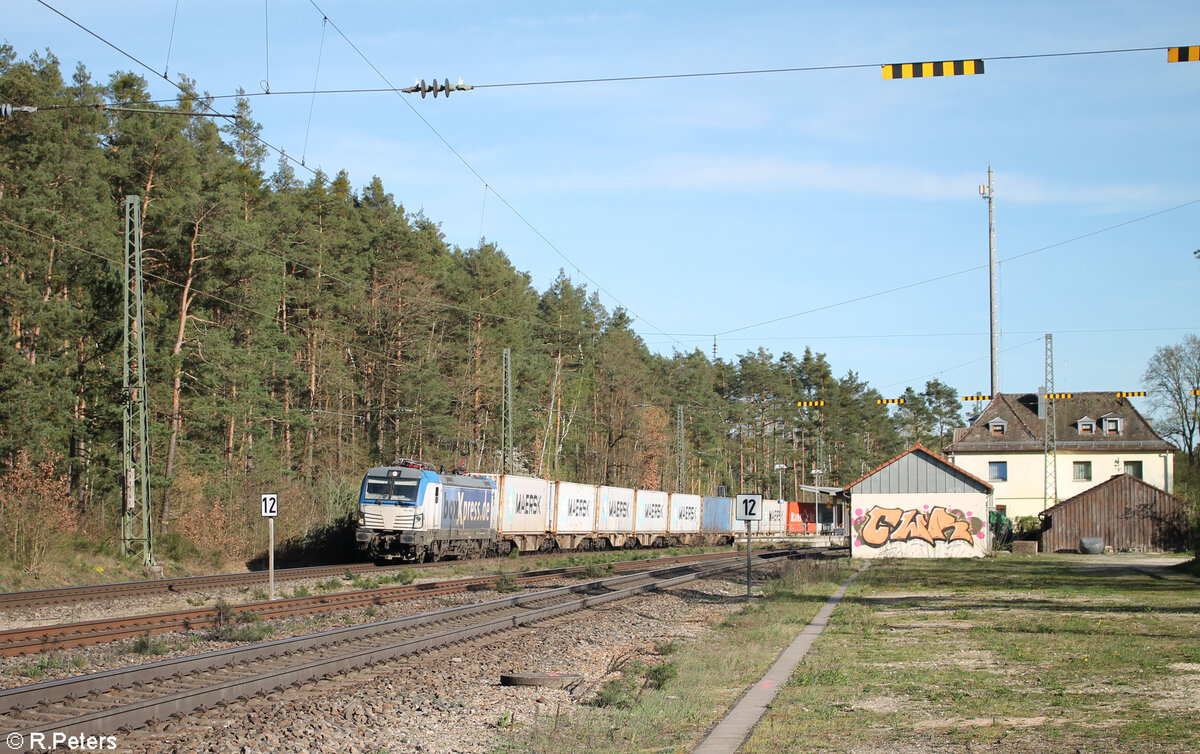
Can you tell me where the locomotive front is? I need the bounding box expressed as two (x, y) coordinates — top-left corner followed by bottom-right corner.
(356, 463), (435, 560)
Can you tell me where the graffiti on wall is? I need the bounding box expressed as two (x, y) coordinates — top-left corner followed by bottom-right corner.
(852, 505), (986, 549)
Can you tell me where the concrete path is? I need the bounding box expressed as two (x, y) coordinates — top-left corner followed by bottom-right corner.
(692, 564), (868, 754)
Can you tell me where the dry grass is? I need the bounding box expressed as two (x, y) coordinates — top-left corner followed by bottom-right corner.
(742, 554), (1200, 753)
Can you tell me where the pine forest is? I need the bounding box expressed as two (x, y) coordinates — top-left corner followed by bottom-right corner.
(0, 49), (965, 567)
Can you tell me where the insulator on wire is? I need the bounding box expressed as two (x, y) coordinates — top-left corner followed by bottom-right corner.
(401, 78), (474, 99)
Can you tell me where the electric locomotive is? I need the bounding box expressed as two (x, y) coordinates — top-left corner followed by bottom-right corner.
(355, 460), (499, 562)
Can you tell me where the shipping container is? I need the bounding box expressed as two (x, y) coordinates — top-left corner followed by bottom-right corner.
(701, 496), (734, 535)
(752, 498), (786, 535)
(597, 486), (635, 532)
(634, 489), (669, 542)
(668, 493), (702, 535)
(488, 474), (554, 536)
(787, 501), (817, 534)
(552, 481), (598, 534)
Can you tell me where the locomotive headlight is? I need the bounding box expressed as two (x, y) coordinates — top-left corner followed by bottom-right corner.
(357, 514), (365, 525)
(413, 514), (424, 529)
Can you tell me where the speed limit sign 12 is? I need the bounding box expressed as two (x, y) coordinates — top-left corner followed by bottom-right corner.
(261, 493), (279, 518)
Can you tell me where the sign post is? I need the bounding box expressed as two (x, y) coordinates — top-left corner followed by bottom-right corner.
(735, 494), (763, 599)
(261, 493), (278, 600)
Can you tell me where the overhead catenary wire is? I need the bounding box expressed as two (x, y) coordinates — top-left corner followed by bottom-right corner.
(114, 44), (1184, 103)
(34, 0), (316, 179)
(302, 0), (680, 348)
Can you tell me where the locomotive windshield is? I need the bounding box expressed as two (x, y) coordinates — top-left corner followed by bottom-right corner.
(363, 475), (420, 504)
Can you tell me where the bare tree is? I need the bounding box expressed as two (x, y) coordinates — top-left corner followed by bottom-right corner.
(1143, 334), (1200, 466)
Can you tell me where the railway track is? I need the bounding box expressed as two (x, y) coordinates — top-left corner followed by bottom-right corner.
(0, 561), (424, 610)
(0, 553), (768, 751)
(0, 548), (841, 657)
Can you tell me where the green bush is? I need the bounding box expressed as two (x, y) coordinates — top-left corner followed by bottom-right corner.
(156, 532), (201, 562)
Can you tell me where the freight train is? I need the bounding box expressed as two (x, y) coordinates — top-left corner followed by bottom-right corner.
(355, 460), (789, 562)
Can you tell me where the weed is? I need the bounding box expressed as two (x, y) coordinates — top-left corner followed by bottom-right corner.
(11, 662), (45, 680)
(495, 710), (516, 729)
(351, 575), (380, 590)
(494, 571), (521, 593)
(124, 633), (169, 656)
(315, 578), (343, 592)
(11, 655), (68, 679)
(291, 585), (312, 598)
(208, 599), (272, 642)
(252, 589), (269, 601)
(582, 563), (613, 579)
(654, 640), (680, 656)
(590, 654), (678, 708)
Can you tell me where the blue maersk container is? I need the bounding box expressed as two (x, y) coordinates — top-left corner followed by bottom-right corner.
(701, 496), (733, 534)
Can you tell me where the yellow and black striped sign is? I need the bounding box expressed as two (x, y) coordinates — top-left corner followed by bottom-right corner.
(877, 398), (906, 405)
(1044, 393), (1073, 400)
(1192, 389), (1200, 396)
(1168, 46), (1199, 63)
(796, 400), (825, 407)
(882, 59), (984, 79)
(961, 395), (991, 402)
(1115, 391), (1145, 398)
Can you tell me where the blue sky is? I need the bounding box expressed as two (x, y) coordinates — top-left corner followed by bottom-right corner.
(8, 1), (1200, 407)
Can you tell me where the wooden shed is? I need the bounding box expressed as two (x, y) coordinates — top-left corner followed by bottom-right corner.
(1040, 474), (1190, 553)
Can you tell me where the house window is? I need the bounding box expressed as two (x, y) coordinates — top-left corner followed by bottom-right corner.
(1073, 461), (1092, 481)
(988, 419), (1007, 436)
(1124, 461), (1143, 479)
(988, 461), (1007, 481)
(1104, 417), (1122, 435)
(1078, 420), (1095, 435)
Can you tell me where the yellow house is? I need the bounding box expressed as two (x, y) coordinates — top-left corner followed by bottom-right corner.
(944, 393), (1175, 520)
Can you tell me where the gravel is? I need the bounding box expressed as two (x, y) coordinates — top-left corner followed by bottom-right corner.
(1, 563), (779, 753)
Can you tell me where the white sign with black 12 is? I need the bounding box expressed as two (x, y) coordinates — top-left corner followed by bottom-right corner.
(261, 493), (279, 518)
(735, 493), (763, 521)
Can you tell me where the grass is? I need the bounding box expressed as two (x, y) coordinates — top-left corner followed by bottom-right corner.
(741, 554), (1200, 754)
(495, 554), (1199, 754)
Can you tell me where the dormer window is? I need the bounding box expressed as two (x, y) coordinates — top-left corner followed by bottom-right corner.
(1104, 417), (1123, 436)
(1077, 417), (1095, 436)
(988, 418), (1007, 436)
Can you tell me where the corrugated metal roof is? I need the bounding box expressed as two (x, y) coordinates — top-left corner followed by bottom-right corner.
(847, 444), (992, 495)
